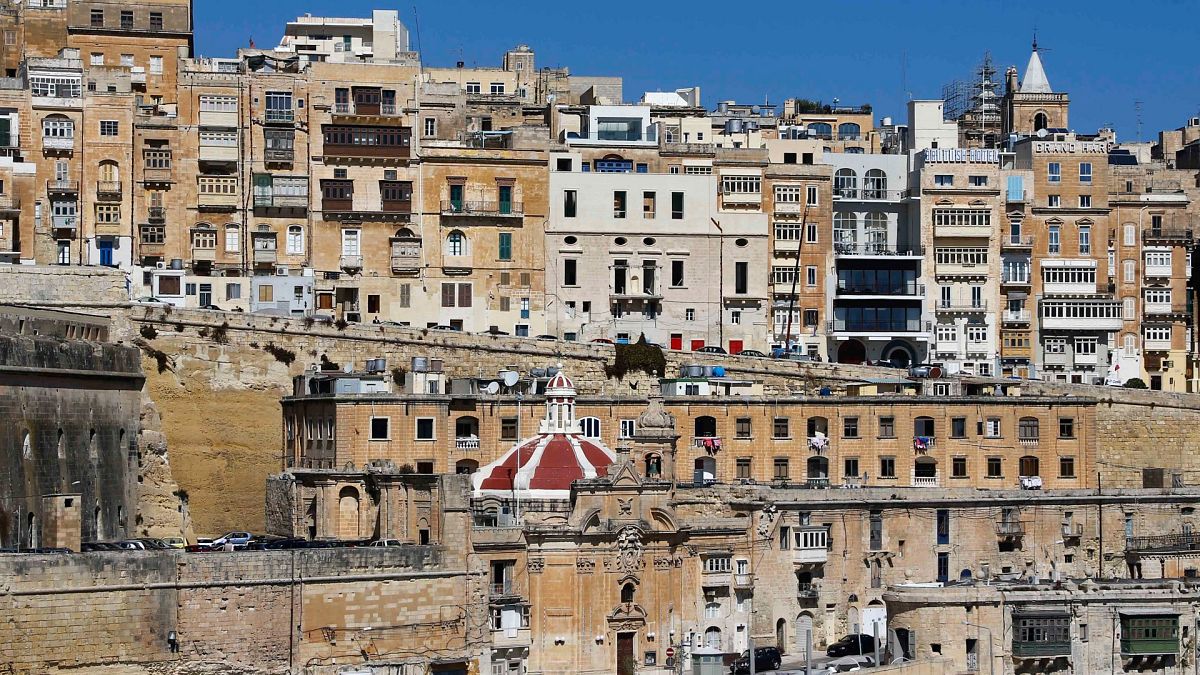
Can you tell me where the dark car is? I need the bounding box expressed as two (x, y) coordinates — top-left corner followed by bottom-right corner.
(737, 349), (768, 358)
(826, 634), (876, 657)
(730, 646), (782, 673)
(200, 304), (223, 311)
(263, 538), (311, 550)
(535, 334), (558, 341)
(81, 542), (120, 552)
(695, 345), (728, 354)
(590, 338), (615, 344)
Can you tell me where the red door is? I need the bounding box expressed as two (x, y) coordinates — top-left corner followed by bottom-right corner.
(729, 340), (744, 355)
(691, 339), (706, 351)
(670, 333), (683, 351)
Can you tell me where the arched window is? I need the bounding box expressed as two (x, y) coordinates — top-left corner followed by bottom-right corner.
(705, 601), (721, 618)
(1033, 112), (1048, 131)
(579, 417), (601, 439)
(705, 626), (722, 650)
(914, 456), (937, 478)
(98, 160), (119, 183)
(833, 213), (857, 250)
(838, 122), (861, 140)
(833, 168), (858, 198)
(844, 146), (865, 154)
(1019, 455), (1040, 477)
(42, 114), (74, 140)
(455, 459), (478, 474)
(224, 224), (240, 253)
(864, 212), (888, 251)
(645, 454), (662, 478)
(1018, 417), (1040, 441)
(807, 122), (832, 140)
(806, 417), (828, 437)
(192, 223), (216, 250)
(864, 169), (887, 199)
(914, 416), (935, 438)
(621, 583), (636, 603)
(286, 225), (304, 255)
(694, 415), (717, 440)
(446, 230), (468, 256)
(455, 416), (479, 442)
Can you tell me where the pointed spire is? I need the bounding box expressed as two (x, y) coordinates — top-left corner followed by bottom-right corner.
(1020, 38), (1052, 94)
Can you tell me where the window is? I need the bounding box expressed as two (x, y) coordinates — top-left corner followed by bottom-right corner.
(703, 556), (732, 573)
(424, 117), (437, 137)
(1124, 223), (1136, 246)
(773, 417), (789, 439)
(1059, 418), (1075, 439)
(580, 417), (601, 439)
(878, 416), (894, 438)
(563, 189), (577, 218)
(465, 82), (480, 94)
(643, 191), (656, 218)
(951, 417), (966, 438)
(934, 174), (954, 187)
(1079, 162), (1092, 184)
(91, 9), (104, 26)
(805, 221), (819, 243)
(31, 75), (81, 99)
(986, 457), (1002, 478)
(149, 55), (163, 75)
(150, 12), (163, 31)
(563, 259), (577, 286)
(773, 457), (789, 480)
(340, 229), (360, 256)
(100, 119), (120, 136)
(141, 223), (165, 244)
(489, 82), (505, 95)
(224, 224), (240, 252)
(1018, 417), (1040, 440)
(499, 417), (518, 441)
(119, 10), (133, 29)
(613, 190), (626, 218)
(90, 52), (104, 66)
(843, 417), (859, 438)
(1123, 259), (1135, 283)
(915, 417), (935, 437)
(685, 308), (695, 321)
(120, 54), (134, 67)
(446, 231), (467, 256)
(1078, 225), (1091, 254)
(225, 283), (241, 300)
(735, 262), (748, 294)
(844, 457), (860, 478)
(1059, 456), (1076, 478)
(880, 457), (896, 478)
(671, 260), (685, 287)
(1079, 195), (1091, 208)
(191, 227), (216, 249)
(721, 175), (761, 195)
(736, 418), (752, 439)
(932, 208), (992, 229)
(1047, 162), (1061, 183)
(736, 458), (751, 479)
(415, 418), (435, 440)
(806, 266), (817, 287)
(986, 418), (1001, 438)
(968, 175), (988, 187)
(671, 192), (684, 219)
(619, 419), (636, 439)
(286, 226), (303, 255)
(1048, 194), (1060, 208)
(42, 117), (74, 140)
(1048, 225), (1060, 254)
(497, 232), (512, 261)
(369, 417), (390, 440)
(806, 184), (818, 205)
(952, 457), (967, 478)
(730, 310), (741, 325)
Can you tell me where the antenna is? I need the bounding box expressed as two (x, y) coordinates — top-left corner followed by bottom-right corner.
(411, 5), (423, 57)
(1135, 100), (1144, 142)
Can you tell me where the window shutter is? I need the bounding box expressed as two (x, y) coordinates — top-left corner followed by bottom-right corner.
(458, 283), (472, 308)
(441, 283), (455, 307)
(499, 297), (510, 312)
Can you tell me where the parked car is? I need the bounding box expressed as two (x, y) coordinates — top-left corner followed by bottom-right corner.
(590, 338), (615, 344)
(200, 304), (223, 311)
(826, 634), (877, 657)
(262, 538), (311, 550)
(245, 536), (285, 550)
(161, 536), (187, 549)
(134, 296), (167, 305)
(535, 334), (558, 341)
(429, 325), (461, 332)
(115, 540), (147, 550)
(369, 539), (405, 548)
(210, 531), (254, 549)
(730, 646), (782, 673)
(695, 345), (728, 354)
(737, 349), (768, 358)
(137, 538), (173, 550)
(81, 541), (121, 552)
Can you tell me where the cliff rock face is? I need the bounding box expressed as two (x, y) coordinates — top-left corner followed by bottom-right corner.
(135, 396), (190, 541)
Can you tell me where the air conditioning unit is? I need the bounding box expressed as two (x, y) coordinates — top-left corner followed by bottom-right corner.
(275, 265), (290, 276)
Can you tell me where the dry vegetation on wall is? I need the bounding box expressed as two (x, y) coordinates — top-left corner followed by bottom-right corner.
(604, 337), (667, 380)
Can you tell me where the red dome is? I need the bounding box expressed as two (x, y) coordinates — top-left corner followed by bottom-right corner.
(546, 369), (574, 391)
(474, 433), (614, 498)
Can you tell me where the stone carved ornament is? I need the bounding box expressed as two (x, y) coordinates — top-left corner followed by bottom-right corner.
(757, 504), (778, 537)
(527, 557), (544, 573)
(615, 526), (645, 574)
(577, 557), (596, 574)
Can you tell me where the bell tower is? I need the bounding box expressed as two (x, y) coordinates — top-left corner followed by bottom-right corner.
(1002, 39), (1070, 136)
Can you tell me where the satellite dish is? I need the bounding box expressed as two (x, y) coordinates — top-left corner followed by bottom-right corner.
(342, 362), (353, 373)
(1036, 128), (1048, 138)
(501, 371), (520, 387)
(484, 381), (500, 395)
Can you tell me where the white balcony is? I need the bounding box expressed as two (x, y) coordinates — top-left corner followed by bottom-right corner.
(774, 202), (804, 215)
(491, 628), (532, 649)
(1074, 353), (1098, 366)
(912, 476), (939, 487)
(792, 547), (828, 565)
(934, 223), (992, 238)
(1144, 338), (1172, 352)
(339, 254), (363, 270)
(701, 572), (731, 588)
(1145, 302), (1177, 315)
(455, 436), (480, 451)
(722, 192), (762, 205)
(130, 67), (146, 85)
(199, 145), (239, 163)
(935, 261), (987, 276)
(1003, 310), (1032, 323)
(1145, 263), (1173, 278)
(1041, 301), (1124, 331)
(199, 110), (239, 128)
(42, 136), (74, 151)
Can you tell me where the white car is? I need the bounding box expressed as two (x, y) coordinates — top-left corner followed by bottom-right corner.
(368, 539), (405, 548)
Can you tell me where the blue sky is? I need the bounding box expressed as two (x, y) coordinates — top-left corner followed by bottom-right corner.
(195, 1), (1200, 141)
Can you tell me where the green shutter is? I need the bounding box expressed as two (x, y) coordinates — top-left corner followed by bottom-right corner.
(498, 232), (512, 261)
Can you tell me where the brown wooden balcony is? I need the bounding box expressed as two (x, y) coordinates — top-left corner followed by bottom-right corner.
(322, 198), (353, 212)
(147, 206), (165, 221)
(264, 148), (294, 163)
(321, 125), (411, 161)
(381, 199), (412, 214)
